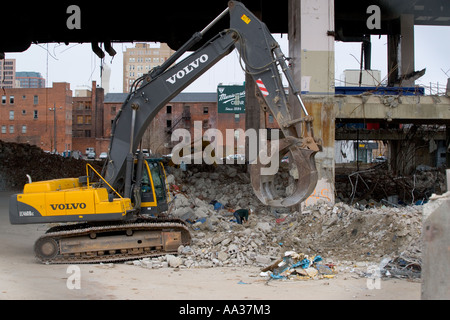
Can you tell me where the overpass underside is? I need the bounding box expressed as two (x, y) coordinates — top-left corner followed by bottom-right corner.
(332, 95), (450, 172)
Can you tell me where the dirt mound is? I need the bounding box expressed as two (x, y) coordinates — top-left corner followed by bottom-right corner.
(0, 140), (101, 191)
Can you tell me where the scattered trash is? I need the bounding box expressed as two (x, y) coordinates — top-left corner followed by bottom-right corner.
(260, 251), (336, 280)
(210, 200), (225, 211)
(379, 256), (421, 279)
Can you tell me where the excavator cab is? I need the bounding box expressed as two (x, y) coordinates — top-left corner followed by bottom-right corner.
(138, 159), (170, 215)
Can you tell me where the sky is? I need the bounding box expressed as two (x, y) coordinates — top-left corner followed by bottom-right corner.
(5, 26), (450, 95)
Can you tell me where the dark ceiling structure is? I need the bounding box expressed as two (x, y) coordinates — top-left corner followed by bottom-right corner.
(1, 0), (449, 57)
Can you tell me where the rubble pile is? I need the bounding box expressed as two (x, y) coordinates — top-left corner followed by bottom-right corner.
(132, 164), (424, 277)
(166, 201), (422, 269)
(0, 140), (101, 191)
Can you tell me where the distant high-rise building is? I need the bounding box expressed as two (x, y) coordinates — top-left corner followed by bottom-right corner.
(122, 43), (175, 93)
(0, 59), (16, 88)
(16, 71), (46, 88)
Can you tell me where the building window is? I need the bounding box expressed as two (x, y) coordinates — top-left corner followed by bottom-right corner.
(268, 114), (274, 123)
(1, 96), (5, 104)
(85, 130), (91, 137)
(166, 120), (172, 128)
(1, 125), (6, 134)
(9, 111), (14, 120)
(22, 110), (26, 115)
(9, 125), (14, 133)
(77, 116), (84, 124)
(22, 125), (27, 134)
(85, 115), (92, 124)
(166, 105), (172, 114)
(33, 110), (38, 119)
(234, 113), (240, 123)
(9, 96), (14, 104)
(203, 107), (208, 114)
(33, 95), (39, 105)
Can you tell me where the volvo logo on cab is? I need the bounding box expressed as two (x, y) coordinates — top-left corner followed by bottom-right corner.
(50, 203), (87, 210)
(166, 54), (209, 85)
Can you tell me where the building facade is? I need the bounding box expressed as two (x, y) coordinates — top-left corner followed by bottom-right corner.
(72, 81), (109, 155)
(0, 82), (73, 153)
(122, 43), (175, 93)
(0, 59), (16, 88)
(104, 87), (279, 158)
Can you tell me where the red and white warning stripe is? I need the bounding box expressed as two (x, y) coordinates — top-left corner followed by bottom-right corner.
(256, 79), (269, 97)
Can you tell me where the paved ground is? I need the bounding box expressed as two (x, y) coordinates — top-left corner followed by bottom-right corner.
(0, 192), (421, 301)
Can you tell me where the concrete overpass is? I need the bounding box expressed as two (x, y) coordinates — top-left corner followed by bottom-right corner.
(335, 95), (450, 125)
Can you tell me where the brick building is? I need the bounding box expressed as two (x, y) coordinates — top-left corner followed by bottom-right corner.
(154, 92), (219, 155)
(103, 87), (279, 158)
(105, 92), (223, 156)
(72, 81), (110, 156)
(0, 82), (73, 153)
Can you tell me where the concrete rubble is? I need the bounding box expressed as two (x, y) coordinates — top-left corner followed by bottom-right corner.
(130, 163), (426, 281)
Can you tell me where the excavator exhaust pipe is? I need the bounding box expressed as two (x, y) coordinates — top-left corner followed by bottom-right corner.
(250, 138), (318, 208)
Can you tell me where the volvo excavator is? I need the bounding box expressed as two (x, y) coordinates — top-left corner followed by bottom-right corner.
(9, 1), (321, 264)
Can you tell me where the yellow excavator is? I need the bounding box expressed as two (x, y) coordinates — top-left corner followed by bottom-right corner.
(9, 1), (320, 264)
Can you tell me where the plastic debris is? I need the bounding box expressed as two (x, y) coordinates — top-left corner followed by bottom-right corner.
(260, 251), (336, 280)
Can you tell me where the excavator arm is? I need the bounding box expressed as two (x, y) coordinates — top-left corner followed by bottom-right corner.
(104, 0), (321, 207)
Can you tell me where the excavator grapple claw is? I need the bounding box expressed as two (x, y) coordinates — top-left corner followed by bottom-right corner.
(250, 138), (318, 208)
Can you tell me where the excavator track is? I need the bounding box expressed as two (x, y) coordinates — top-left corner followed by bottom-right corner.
(34, 218), (191, 264)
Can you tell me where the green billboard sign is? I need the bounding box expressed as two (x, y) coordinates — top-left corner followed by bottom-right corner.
(217, 85), (245, 113)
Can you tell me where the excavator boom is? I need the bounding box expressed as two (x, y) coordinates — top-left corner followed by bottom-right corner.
(104, 0), (320, 207)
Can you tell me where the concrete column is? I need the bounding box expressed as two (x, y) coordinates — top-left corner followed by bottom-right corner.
(400, 14), (415, 87)
(288, 0), (336, 206)
(388, 14), (415, 87)
(387, 33), (400, 87)
(446, 125), (450, 169)
(422, 171), (450, 300)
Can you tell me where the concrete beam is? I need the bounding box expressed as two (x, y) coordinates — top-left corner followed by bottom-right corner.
(334, 95), (450, 124)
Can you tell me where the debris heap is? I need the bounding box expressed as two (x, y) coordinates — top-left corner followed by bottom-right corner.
(0, 140), (100, 191)
(132, 164), (424, 279)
